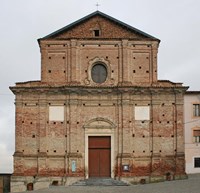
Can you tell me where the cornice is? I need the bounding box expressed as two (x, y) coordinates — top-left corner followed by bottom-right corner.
(9, 84), (189, 96)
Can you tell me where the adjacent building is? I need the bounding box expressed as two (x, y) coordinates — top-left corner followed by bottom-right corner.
(10, 11), (188, 192)
(184, 91), (200, 173)
(0, 174), (11, 193)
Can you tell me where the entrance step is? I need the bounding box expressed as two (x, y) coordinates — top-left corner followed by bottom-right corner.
(72, 178), (129, 186)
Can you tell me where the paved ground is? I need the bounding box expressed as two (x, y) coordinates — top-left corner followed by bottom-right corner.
(17, 174), (200, 193)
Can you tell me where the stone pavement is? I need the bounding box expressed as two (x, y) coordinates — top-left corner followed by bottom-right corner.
(16, 174), (200, 193)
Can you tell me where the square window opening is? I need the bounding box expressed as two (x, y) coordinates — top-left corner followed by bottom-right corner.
(94, 30), (100, 37)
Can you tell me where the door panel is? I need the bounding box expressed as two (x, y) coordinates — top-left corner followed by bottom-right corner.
(99, 149), (111, 177)
(89, 136), (111, 177)
(89, 136), (111, 148)
(89, 149), (100, 177)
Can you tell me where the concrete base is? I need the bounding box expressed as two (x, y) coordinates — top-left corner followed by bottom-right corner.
(120, 174), (188, 185)
(120, 176), (151, 185)
(174, 174), (188, 180)
(10, 176), (84, 192)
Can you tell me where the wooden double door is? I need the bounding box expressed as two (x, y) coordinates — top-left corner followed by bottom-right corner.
(89, 136), (111, 177)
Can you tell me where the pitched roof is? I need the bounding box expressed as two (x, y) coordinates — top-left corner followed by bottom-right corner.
(39, 11), (160, 41)
(185, 91), (200, 94)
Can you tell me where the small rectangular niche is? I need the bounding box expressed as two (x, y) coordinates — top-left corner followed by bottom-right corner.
(49, 106), (64, 121)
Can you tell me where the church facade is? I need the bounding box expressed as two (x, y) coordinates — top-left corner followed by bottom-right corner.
(10, 11), (188, 192)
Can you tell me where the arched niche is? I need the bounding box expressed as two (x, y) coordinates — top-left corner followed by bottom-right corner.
(83, 117), (116, 129)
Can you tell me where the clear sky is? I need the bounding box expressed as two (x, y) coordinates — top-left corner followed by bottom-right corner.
(0, 0), (199, 173)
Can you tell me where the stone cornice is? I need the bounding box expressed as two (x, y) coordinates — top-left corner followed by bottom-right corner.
(10, 85), (189, 95)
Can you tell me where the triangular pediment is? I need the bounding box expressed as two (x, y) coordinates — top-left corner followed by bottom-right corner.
(40, 11), (159, 41)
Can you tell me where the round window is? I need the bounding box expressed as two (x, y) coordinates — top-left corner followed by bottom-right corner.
(91, 64), (107, 83)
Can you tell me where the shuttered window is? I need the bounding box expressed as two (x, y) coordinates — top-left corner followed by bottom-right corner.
(193, 130), (200, 143)
(193, 104), (200, 116)
(193, 130), (200, 136)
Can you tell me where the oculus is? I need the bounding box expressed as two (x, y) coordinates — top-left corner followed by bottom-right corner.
(91, 63), (107, 83)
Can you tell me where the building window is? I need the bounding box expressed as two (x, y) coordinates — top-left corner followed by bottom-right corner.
(193, 130), (200, 143)
(194, 157), (200, 168)
(91, 63), (107, 83)
(94, 30), (100, 37)
(193, 104), (200, 116)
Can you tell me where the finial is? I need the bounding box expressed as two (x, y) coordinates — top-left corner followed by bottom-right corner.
(96, 2), (100, 11)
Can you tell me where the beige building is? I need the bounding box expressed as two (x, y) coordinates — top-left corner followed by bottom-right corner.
(184, 91), (200, 173)
(10, 11), (188, 192)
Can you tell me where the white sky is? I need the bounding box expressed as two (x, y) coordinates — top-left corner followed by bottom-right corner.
(0, 0), (199, 173)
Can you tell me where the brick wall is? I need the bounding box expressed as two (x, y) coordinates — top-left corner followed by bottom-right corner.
(40, 40), (158, 85)
(12, 87), (186, 178)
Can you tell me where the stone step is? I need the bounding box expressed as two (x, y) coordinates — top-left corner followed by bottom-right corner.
(72, 178), (129, 186)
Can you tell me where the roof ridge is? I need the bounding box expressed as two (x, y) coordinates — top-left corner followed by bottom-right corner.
(38, 11), (160, 41)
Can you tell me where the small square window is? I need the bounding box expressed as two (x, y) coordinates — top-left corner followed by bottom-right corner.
(94, 30), (100, 37)
(193, 104), (200, 116)
(194, 157), (200, 168)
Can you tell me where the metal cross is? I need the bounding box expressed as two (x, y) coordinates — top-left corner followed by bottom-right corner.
(96, 2), (100, 10)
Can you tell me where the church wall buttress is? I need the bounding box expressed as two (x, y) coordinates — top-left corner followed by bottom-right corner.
(68, 94), (79, 153)
(152, 43), (158, 83)
(118, 44), (123, 83)
(38, 97), (47, 154)
(15, 100), (23, 153)
(121, 40), (129, 84)
(70, 40), (77, 83)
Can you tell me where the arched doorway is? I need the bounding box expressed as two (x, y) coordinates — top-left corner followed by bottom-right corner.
(83, 117), (116, 179)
